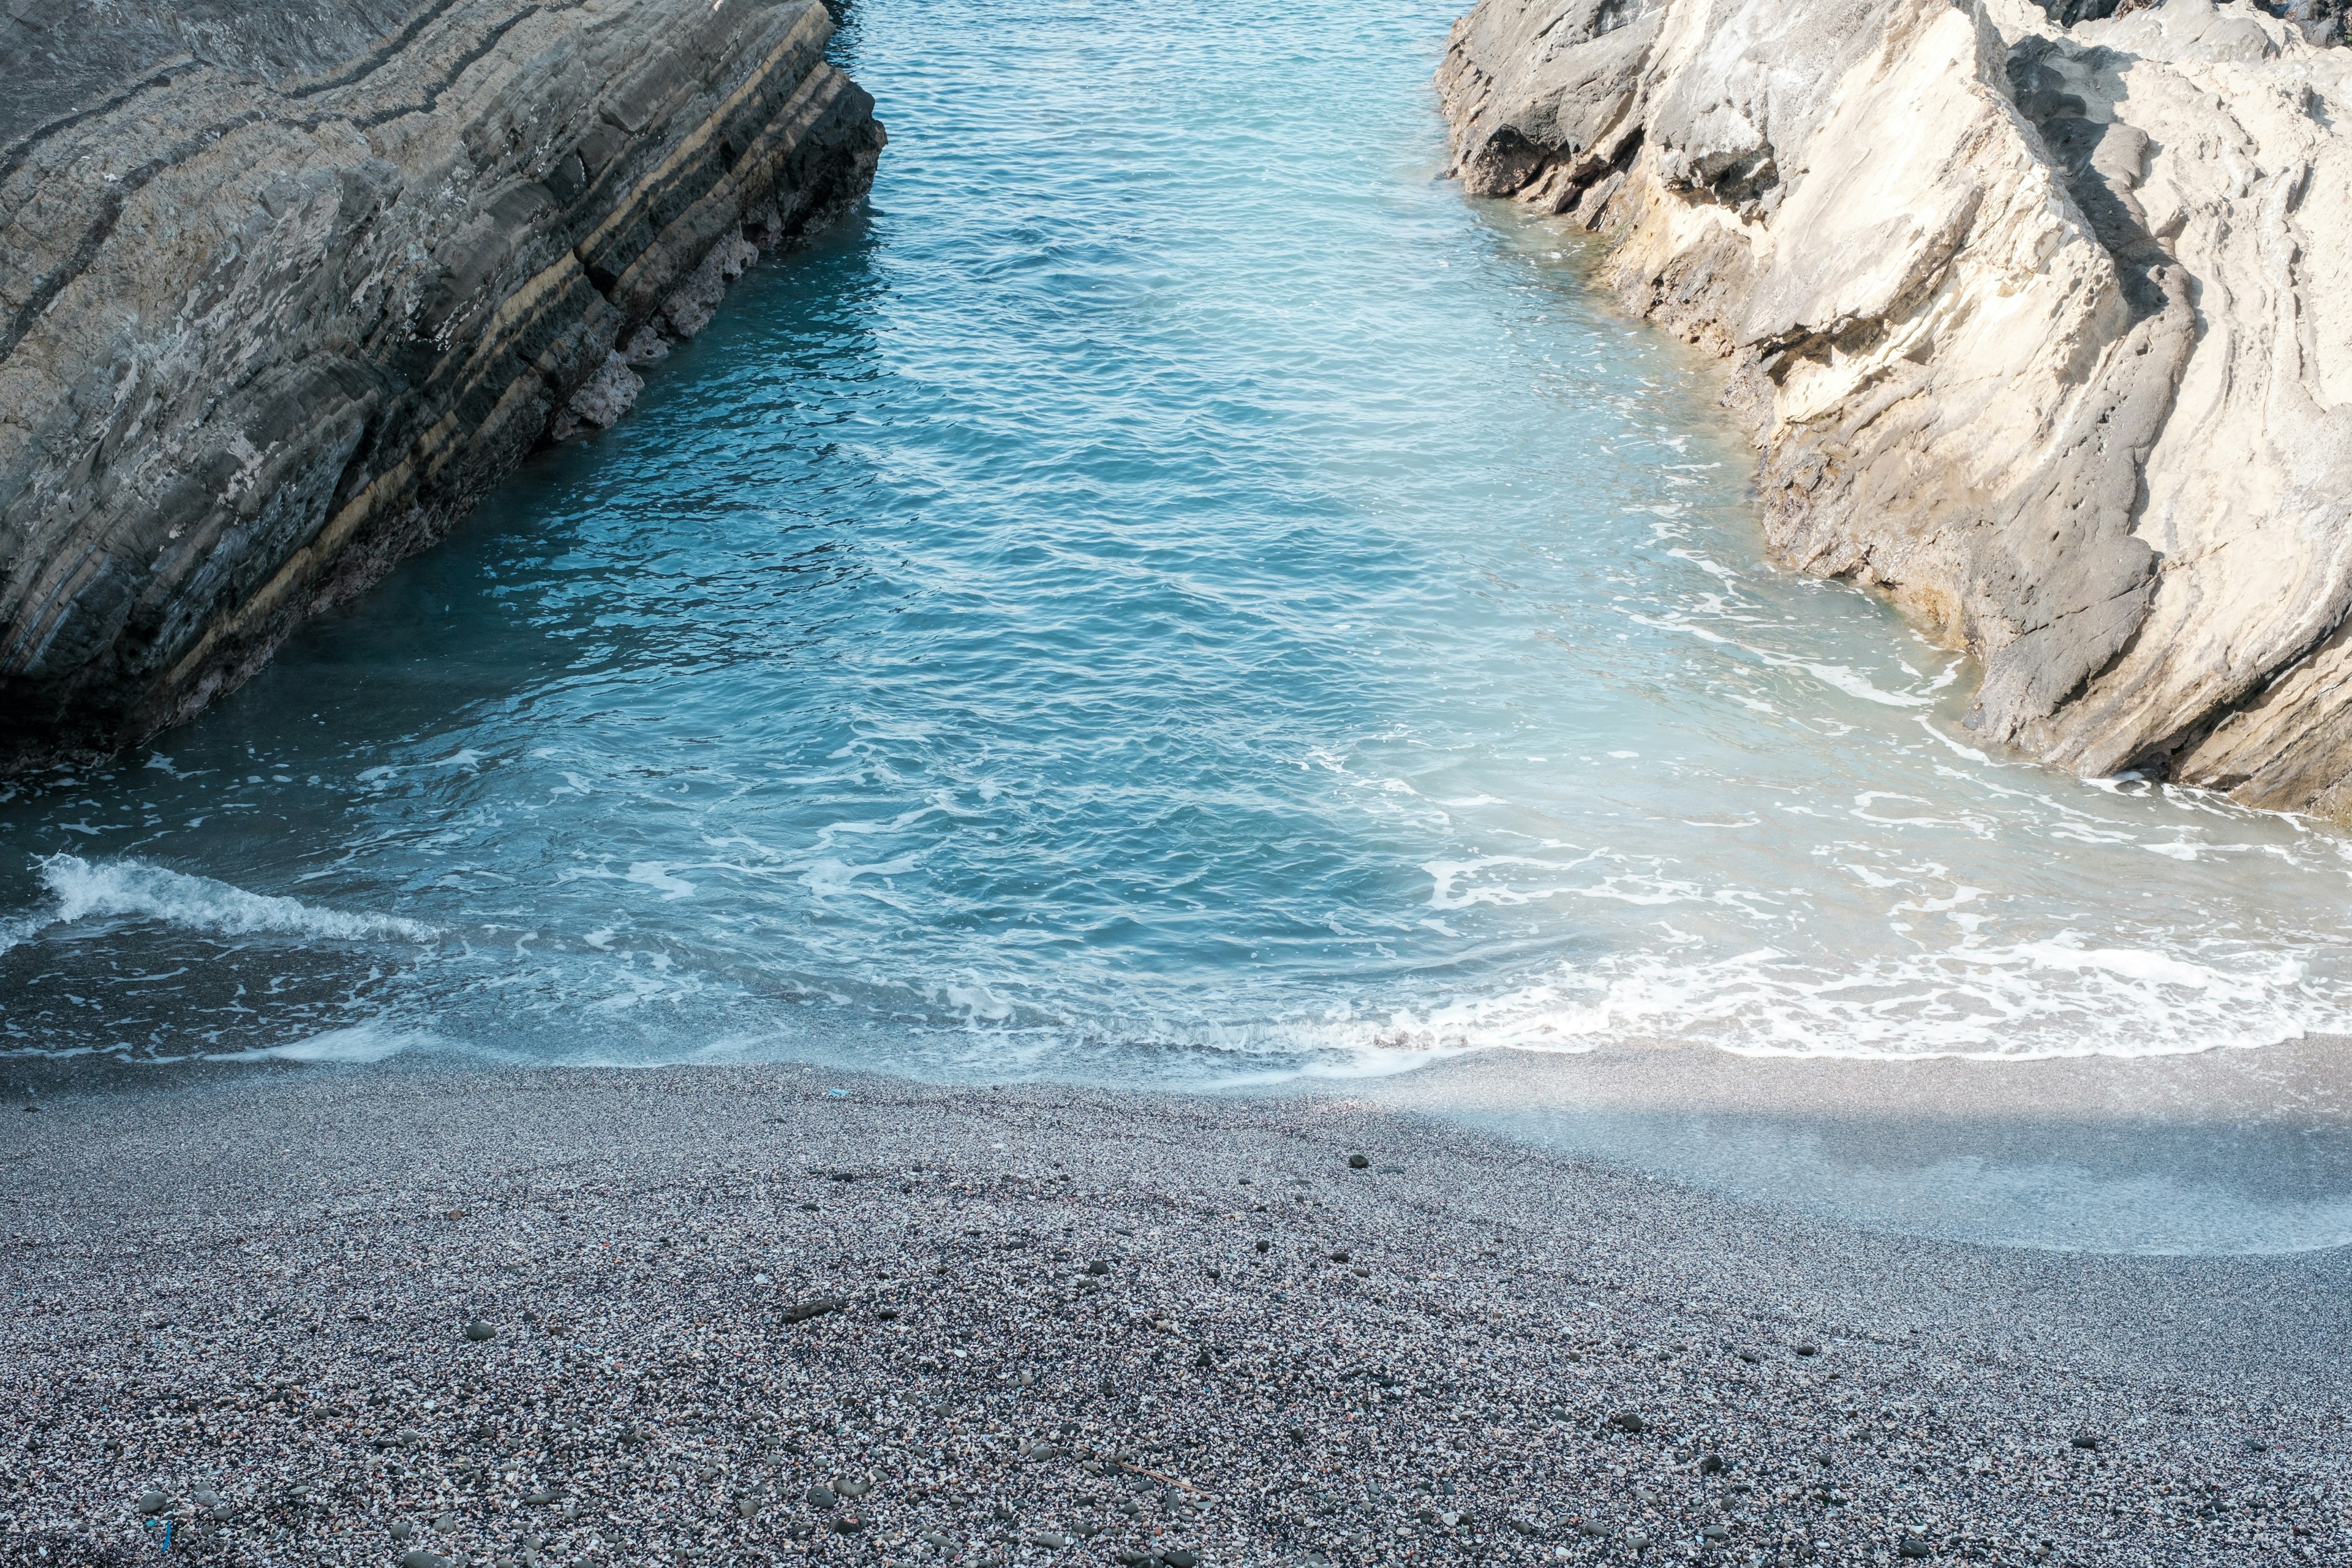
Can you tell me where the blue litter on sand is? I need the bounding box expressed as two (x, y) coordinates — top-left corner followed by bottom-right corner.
(826, 1088), (848, 1098)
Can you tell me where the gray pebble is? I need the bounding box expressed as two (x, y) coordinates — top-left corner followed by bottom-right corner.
(782, 1296), (842, 1324)
(465, 1319), (496, 1342)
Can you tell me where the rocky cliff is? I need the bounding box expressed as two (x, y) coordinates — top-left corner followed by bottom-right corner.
(0, 0), (881, 766)
(1442, 0), (2352, 816)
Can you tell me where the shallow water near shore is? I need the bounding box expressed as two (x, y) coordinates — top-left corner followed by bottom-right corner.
(5, 0), (2352, 1150)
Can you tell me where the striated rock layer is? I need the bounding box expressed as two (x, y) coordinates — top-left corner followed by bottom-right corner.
(1441, 0), (2352, 815)
(0, 0), (882, 766)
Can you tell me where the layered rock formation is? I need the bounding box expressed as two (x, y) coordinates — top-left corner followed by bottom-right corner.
(1442, 0), (2352, 815)
(0, 0), (882, 766)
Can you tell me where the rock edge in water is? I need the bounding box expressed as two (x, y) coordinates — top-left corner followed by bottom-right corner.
(0, 0), (884, 768)
(1441, 0), (2352, 816)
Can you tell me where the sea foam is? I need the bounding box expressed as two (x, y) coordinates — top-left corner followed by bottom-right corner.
(31, 854), (437, 944)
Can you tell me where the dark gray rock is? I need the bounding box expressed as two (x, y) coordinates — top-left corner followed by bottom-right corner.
(0, 0), (883, 770)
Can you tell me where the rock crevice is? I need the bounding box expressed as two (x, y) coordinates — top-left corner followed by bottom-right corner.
(1442, 0), (2352, 815)
(0, 0), (883, 765)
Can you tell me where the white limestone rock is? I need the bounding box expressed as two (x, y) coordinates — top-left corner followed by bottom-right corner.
(1441, 0), (2352, 815)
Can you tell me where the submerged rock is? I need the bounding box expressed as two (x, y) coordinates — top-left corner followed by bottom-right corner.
(1438, 0), (2352, 815)
(0, 0), (884, 768)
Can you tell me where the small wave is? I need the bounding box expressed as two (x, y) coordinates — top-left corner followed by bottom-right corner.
(1348, 939), (2336, 1061)
(29, 854), (437, 944)
(216, 1023), (434, 1063)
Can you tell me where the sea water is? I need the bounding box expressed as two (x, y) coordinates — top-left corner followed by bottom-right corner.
(5, 0), (2352, 1085)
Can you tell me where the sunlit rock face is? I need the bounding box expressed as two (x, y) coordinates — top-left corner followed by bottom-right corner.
(0, 0), (883, 767)
(1441, 0), (2352, 816)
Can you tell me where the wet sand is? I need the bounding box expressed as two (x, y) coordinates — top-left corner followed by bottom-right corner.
(1351, 1035), (2352, 1255)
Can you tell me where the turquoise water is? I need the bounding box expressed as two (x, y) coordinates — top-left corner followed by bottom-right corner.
(5, 0), (2352, 1082)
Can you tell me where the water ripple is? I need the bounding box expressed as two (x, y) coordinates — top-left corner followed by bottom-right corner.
(2, 0), (2351, 1076)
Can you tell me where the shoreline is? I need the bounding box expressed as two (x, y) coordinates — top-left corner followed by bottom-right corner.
(1353, 1037), (2352, 1256)
(15, 1022), (2351, 1256)
(2, 1060), (2344, 1566)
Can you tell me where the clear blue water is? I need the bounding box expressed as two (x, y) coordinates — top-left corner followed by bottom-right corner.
(5, 0), (2352, 1082)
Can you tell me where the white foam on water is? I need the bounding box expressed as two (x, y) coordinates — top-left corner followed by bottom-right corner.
(28, 854), (438, 944)
(625, 862), (698, 901)
(217, 1023), (435, 1064)
(1335, 938), (2340, 1061)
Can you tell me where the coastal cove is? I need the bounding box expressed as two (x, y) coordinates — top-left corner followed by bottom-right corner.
(6, 0), (2352, 1562)
(3, 0), (2352, 1248)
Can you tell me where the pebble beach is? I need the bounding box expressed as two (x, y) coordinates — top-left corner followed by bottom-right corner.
(1, 1061), (2345, 1568)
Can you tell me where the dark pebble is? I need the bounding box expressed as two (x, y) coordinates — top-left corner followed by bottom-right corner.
(1347, 1154), (1370, 1169)
(1607, 1411), (1646, 1434)
(1087, 1260), (1110, 1276)
(783, 1296), (843, 1324)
